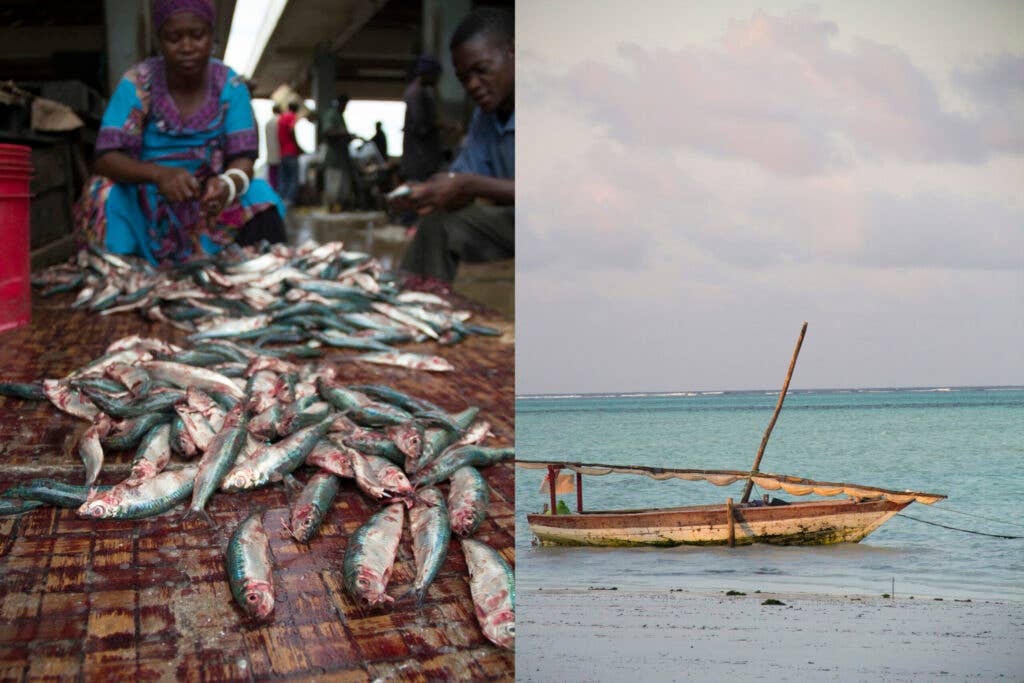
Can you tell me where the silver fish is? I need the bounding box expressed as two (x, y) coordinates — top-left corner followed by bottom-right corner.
(304, 437), (356, 478)
(42, 380), (99, 421)
(342, 503), (404, 606)
(79, 415), (111, 487)
(356, 351), (454, 372)
(139, 360), (245, 401)
(125, 422), (171, 484)
(78, 466), (197, 519)
(222, 418), (333, 491)
(410, 446), (514, 488)
(286, 471), (340, 543)
(447, 467), (490, 537)
(462, 538), (515, 650)
(406, 487), (450, 605)
(225, 510), (275, 620)
(183, 404), (248, 526)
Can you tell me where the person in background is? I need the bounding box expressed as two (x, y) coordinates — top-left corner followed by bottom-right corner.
(400, 55), (444, 183)
(396, 9), (514, 285)
(264, 103), (281, 191)
(320, 95), (356, 212)
(372, 120), (388, 160)
(74, 0), (285, 264)
(277, 100), (302, 205)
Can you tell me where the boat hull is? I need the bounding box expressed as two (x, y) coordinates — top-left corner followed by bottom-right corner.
(527, 498), (910, 547)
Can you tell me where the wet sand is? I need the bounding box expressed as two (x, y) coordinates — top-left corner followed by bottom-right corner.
(517, 588), (1024, 682)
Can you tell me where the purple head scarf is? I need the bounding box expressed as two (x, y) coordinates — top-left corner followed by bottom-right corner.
(152, 0), (215, 30)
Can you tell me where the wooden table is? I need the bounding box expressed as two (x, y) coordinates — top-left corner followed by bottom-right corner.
(0, 291), (514, 682)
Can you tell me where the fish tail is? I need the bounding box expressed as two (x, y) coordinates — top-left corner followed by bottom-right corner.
(401, 587), (426, 607)
(180, 507), (217, 529)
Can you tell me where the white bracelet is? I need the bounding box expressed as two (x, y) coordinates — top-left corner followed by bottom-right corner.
(218, 173), (236, 205)
(224, 168), (250, 196)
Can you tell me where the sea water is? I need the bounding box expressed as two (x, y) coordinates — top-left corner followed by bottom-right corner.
(515, 388), (1024, 601)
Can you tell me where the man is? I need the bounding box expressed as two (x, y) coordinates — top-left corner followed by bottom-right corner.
(400, 55), (444, 182)
(372, 121), (388, 160)
(320, 96), (355, 212)
(276, 100), (302, 205)
(264, 103), (281, 191)
(397, 8), (514, 285)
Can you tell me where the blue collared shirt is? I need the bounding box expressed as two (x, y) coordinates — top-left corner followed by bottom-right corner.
(449, 108), (514, 179)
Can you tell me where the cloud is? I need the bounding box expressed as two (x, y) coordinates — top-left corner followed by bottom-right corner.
(550, 8), (1021, 175)
(521, 138), (1024, 274)
(855, 192), (1024, 269)
(518, 143), (694, 273)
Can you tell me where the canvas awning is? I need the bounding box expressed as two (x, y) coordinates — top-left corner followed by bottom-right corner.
(516, 460), (946, 506)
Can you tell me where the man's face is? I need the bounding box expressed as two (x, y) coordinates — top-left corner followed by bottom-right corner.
(452, 33), (514, 115)
(158, 13), (212, 79)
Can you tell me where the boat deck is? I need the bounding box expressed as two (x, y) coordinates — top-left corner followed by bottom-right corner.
(0, 291), (514, 681)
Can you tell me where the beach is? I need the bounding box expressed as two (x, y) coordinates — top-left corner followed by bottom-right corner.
(517, 588), (1024, 682)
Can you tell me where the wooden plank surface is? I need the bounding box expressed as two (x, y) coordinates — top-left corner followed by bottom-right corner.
(0, 291), (515, 682)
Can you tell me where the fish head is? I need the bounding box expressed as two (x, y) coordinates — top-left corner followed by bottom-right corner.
(449, 508), (476, 536)
(387, 422), (424, 459)
(242, 579), (275, 620)
(352, 566), (392, 607)
(377, 468), (411, 493)
(79, 497), (115, 519)
(224, 467), (258, 492)
(485, 608), (515, 649)
(289, 505), (320, 542)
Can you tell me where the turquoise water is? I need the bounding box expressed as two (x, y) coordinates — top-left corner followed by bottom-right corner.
(515, 388), (1024, 601)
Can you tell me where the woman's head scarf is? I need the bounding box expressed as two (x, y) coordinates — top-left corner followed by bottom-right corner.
(152, 0), (215, 30)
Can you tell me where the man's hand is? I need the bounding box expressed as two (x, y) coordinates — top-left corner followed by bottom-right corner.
(154, 166), (200, 202)
(408, 173), (469, 215)
(200, 176), (231, 217)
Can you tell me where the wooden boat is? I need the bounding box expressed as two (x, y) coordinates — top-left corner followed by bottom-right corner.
(519, 323), (947, 548)
(519, 460), (947, 547)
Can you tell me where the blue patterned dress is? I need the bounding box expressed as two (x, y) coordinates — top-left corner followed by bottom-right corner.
(75, 57), (284, 264)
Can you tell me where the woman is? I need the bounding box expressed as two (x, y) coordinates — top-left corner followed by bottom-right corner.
(74, 0), (286, 265)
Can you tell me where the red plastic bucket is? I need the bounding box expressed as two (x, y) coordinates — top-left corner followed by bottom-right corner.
(0, 144), (31, 334)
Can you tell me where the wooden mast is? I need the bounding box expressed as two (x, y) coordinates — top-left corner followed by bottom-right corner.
(740, 322), (808, 504)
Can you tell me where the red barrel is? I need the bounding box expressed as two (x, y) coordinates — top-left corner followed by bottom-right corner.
(0, 143), (32, 333)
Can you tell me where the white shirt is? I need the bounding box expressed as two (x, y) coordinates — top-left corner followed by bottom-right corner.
(264, 115), (281, 164)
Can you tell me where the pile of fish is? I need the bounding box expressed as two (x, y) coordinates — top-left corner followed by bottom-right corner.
(0, 334), (515, 650)
(30, 241), (503, 372)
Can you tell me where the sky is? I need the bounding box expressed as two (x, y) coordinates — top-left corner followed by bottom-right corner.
(516, 0), (1023, 393)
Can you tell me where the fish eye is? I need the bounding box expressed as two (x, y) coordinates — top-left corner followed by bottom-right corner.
(247, 593), (258, 602)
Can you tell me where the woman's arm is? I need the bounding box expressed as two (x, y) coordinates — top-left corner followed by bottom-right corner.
(94, 151), (200, 202)
(200, 157), (255, 217)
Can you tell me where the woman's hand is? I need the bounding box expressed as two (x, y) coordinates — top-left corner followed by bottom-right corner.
(200, 176), (231, 217)
(154, 166), (200, 202)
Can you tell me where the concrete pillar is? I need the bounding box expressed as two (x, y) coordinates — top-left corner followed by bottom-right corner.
(104, 0), (150, 95)
(422, 0), (471, 127)
(311, 41), (337, 146)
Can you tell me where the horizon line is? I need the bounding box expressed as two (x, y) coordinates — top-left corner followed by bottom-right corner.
(516, 384), (1024, 398)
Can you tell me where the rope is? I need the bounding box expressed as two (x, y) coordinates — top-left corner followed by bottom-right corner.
(928, 504), (1024, 529)
(896, 513), (1021, 539)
